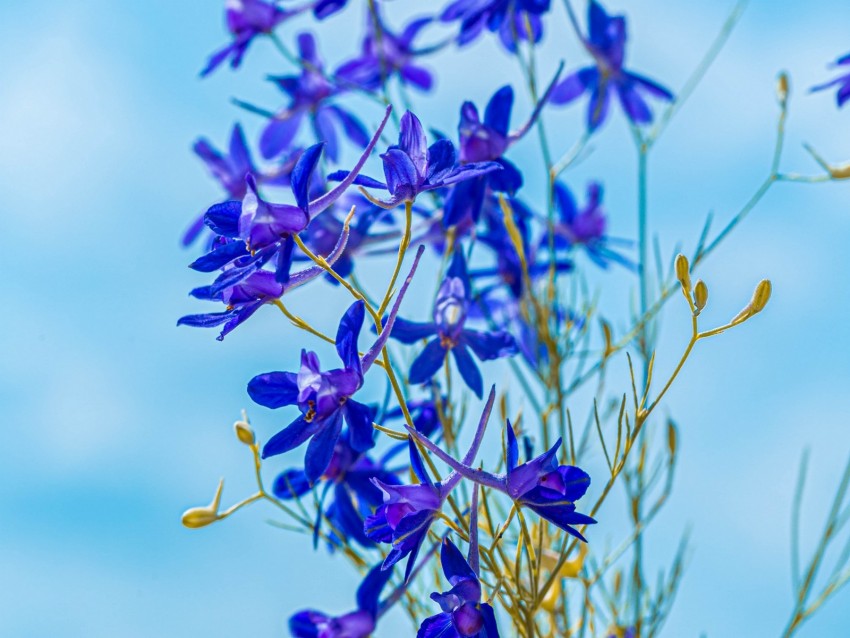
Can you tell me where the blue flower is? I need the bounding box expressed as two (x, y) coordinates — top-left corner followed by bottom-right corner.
(336, 11), (439, 93)
(365, 388), (496, 581)
(409, 420), (596, 542)
(811, 52), (850, 108)
(329, 111), (501, 208)
(247, 247), (423, 482)
(386, 250), (517, 398)
(417, 538), (501, 638)
(260, 33), (370, 162)
(549, 1), (673, 131)
(289, 562), (392, 638)
(440, 0), (552, 52)
(201, 0), (296, 77)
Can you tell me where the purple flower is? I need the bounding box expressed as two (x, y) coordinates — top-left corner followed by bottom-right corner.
(273, 430), (401, 548)
(336, 13), (438, 93)
(201, 0), (294, 77)
(329, 110), (501, 208)
(417, 538), (500, 638)
(387, 250), (517, 398)
(543, 181), (632, 269)
(811, 52), (850, 108)
(440, 0), (551, 52)
(384, 397), (445, 439)
(549, 1), (673, 131)
(259, 33), (371, 162)
(289, 562), (392, 638)
(365, 388), (495, 581)
(444, 76), (560, 226)
(409, 420), (596, 542)
(247, 247), (423, 482)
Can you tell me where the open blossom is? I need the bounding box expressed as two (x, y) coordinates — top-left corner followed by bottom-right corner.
(418, 538), (500, 638)
(386, 250), (517, 399)
(440, 0), (551, 52)
(201, 0), (294, 77)
(289, 562), (392, 638)
(365, 388), (495, 580)
(247, 247), (423, 482)
(261, 33), (369, 161)
(336, 12), (438, 93)
(811, 52), (850, 108)
(549, 0), (672, 131)
(409, 420), (596, 542)
(329, 110), (501, 208)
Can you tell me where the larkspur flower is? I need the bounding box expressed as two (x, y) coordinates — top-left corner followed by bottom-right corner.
(409, 420), (596, 542)
(201, 0), (295, 77)
(260, 33), (370, 162)
(336, 11), (439, 93)
(440, 0), (552, 52)
(418, 538), (500, 638)
(289, 562), (392, 638)
(329, 110), (501, 208)
(444, 76), (560, 226)
(273, 430), (401, 548)
(384, 397), (444, 439)
(190, 106), (390, 293)
(247, 247), (423, 482)
(811, 52), (850, 108)
(549, 0), (673, 131)
(386, 250), (517, 399)
(365, 388), (495, 580)
(542, 181), (632, 269)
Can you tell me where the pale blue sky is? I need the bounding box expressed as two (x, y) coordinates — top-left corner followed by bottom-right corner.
(1, 1), (850, 636)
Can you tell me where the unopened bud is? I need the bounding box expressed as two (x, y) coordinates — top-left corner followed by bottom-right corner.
(776, 72), (789, 107)
(234, 420), (255, 446)
(674, 254), (691, 294)
(182, 478), (224, 529)
(693, 280), (708, 313)
(731, 279), (772, 324)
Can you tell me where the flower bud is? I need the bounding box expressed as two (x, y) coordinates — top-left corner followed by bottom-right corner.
(182, 478), (224, 529)
(776, 72), (789, 107)
(234, 420), (255, 446)
(674, 254), (691, 294)
(693, 280), (708, 313)
(731, 279), (772, 324)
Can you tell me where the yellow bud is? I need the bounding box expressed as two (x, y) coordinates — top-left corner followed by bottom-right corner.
(182, 478), (224, 529)
(776, 72), (789, 107)
(234, 420), (255, 446)
(732, 279), (772, 323)
(674, 254), (691, 293)
(693, 280), (708, 313)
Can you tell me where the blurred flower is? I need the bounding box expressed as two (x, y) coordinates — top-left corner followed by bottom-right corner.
(417, 538), (500, 638)
(550, 0), (672, 131)
(329, 111), (501, 208)
(261, 33), (370, 161)
(811, 52), (850, 108)
(440, 0), (552, 52)
(386, 250), (517, 398)
(201, 0), (295, 77)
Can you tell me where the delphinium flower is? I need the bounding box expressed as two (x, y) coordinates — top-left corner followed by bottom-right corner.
(201, 0), (297, 77)
(811, 53), (850, 108)
(336, 11), (439, 93)
(289, 562), (392, 638)
(384, 397), (444, 439)
(440, 0), (552, 53)
(247, 246), (423, 482)
(365, 388), (496, 580)
(409, 420), (596, 541)
(541, 181), (632, 269)
(186, 107), (390, 297)
(260, 33), (370, 161)
(549, 0), (673, 131)
(272, 430), (402, 547)
(329, 110), (502, 209)
(444, 80), (558, 226)
(418, 538), (500, 638)
(386, 250), (517, 399)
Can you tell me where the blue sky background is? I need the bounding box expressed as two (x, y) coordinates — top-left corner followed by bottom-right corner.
(2, 0), (850, 636)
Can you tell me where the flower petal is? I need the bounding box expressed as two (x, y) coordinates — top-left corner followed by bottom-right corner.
(409, 338), (448, 386)
(305, 410), (344, 482)
(248, 371), (300, 408)
(451, 345), (483, 399)
(262, 415), (320, 459)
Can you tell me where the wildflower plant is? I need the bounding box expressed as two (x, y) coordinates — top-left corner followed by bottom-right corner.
(180, 0), (850, 635)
